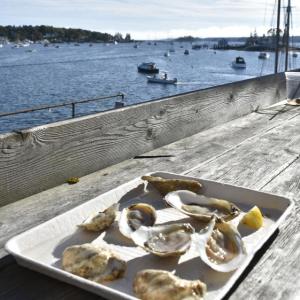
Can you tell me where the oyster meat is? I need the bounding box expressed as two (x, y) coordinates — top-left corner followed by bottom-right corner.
(131, 223), (194, 257)
(119, 203), (157, 239)
(133, 269), (206, 300)
(196, 216), (246, 272)
(79, 203), (119, 232)
(165, 190), (240, 222)
(142, 175), (202, 196)
(62, 243), (126, 282)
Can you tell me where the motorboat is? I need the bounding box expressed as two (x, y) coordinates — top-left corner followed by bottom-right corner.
(184, 49), (189, 55)
(192, 44), (201, 50)
(258, 52), (269, 59)
(137, 62), (159, 74)
(231, 56), (246, 69)
(147, 74), (177, 84)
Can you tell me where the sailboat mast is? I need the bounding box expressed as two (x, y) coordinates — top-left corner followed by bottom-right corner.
(274, 0), (281, 74)
(284, 0), (291, 71)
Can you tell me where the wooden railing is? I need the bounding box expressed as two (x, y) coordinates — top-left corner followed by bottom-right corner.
(0, 72), (287, 206)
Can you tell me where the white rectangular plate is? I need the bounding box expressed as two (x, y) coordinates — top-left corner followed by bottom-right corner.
(5, 171), (293, 300)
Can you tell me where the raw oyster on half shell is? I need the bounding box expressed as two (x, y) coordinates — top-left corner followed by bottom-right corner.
(62, 243), (126, 282)
(142, 175), (202, 196)
(78, 203), (119, 232)
(118, 203), (157, 239)
(195, 216), (246, 272)
(165, 190), (240, 222)
(131, 223), (194, 257)
(133, 269), (206, 300)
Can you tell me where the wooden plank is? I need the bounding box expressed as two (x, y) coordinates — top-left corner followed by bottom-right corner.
(0, 105), (299, 300)
(0, 73), (286, 206)
(184, 114), (300, 300)
(0, 258), (100, 300)
(229, 159), (300, 300)
(1, 104), (298, 259)
(186, 113), (300, 188)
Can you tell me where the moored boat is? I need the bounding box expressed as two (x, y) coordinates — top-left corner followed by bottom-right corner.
(184, 49), (189, 55)
(137, 62), (159, 74)
(147, 74), (177, 84)
(192, 44), (201, 50)
(258, 52), (269, 59)
(231, 56), (246, 69)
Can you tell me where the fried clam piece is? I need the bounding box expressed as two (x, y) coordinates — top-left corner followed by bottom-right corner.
(62, 243), (126, 283)
(142, 175), (202, 196)
(78, 203), (119, 232)
(133, 269), (207, 300)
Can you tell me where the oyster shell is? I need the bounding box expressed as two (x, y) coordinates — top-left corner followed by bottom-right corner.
(131, 223), (194, 257)
(78, 203), (119, 232)
(165, 190), (240, 222)
(196, 216), (246, 272)
(119, 203), (157, 239)
(62, 243), (126, 282)
(133, 269), (206, 300)
(142, 175), (202, 196)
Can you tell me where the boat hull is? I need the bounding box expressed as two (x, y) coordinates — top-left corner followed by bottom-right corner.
(147, 77), (177, 84)
(138, 67), (159, 74)
(231, 62), (246, 69)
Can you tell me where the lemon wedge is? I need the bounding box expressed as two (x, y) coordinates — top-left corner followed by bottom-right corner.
(241, 206), (263, 229)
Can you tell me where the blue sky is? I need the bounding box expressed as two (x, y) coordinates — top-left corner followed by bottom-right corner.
(1, 0), (299, 39)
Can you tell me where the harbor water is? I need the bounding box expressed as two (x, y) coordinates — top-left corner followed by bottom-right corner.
(0, 42), (299, 134)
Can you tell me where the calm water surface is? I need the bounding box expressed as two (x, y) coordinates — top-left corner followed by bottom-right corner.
(0, 42), (299, 133)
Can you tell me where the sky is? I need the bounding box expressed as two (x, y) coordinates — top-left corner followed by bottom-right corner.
(1, 0), (300, 39)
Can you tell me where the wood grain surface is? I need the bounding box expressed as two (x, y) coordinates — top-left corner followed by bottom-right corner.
(0, 73), (286, 206)
(0, 101), (299, 300)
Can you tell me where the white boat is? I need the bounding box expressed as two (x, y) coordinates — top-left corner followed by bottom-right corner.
(147, 74), (177, 84)
(231, 56), (246, 69)
(137, 62), (159, 74)
(258, 52), (269, 59)
(164, 51), (170, 57)
(0, 44), (3, 48)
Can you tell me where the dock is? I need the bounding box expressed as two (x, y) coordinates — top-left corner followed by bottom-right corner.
(0, 71), (299, 299)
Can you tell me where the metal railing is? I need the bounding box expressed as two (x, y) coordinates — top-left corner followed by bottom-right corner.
(0, 93), (125, 119)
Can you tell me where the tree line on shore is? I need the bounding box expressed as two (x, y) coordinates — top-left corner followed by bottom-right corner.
(0, 25), (132, 43)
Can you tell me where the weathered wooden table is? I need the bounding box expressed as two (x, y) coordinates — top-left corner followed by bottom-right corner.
(1, 71), (300, 299)
(0, 99), (299, 299)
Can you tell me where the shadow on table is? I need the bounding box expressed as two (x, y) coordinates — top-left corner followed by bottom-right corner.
(223, 228), (279, 299)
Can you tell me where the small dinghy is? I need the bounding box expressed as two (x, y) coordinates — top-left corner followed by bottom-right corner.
(147, 73), (177, 84)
